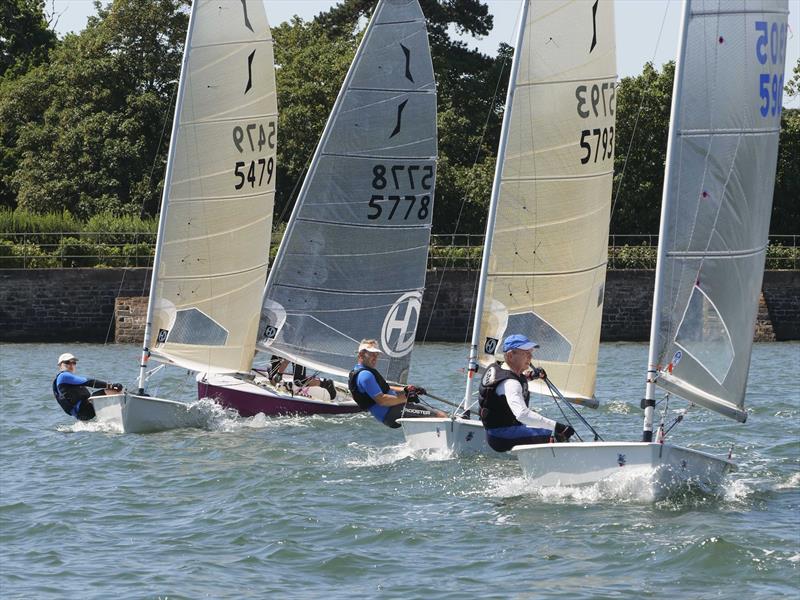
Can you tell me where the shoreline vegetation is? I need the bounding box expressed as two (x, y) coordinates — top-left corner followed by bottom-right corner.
(1, 209), (796, 270)
(2, 1), (798, 242)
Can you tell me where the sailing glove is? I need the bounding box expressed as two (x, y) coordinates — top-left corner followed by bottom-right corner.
(526, 367), (547, 381)
(404, 385), (427, 396)
(554, 423), (575, 442)
(111, 383), (123, 391)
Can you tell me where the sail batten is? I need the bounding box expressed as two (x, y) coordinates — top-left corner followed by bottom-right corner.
(257, 0), (436, 383)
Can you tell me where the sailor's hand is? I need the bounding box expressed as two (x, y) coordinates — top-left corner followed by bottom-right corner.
(554, 423), (574, 441)
(110, 383), (123, 392)
(404, 385), (427, 396)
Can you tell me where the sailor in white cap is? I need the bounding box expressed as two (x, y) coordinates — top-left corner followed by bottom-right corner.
(347, 339), (444, 428)
(477, 334), (574, 452)
(52, 352), (123, 421)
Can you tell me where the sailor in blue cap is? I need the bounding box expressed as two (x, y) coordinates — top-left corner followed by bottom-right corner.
(478, 334), (574, 452)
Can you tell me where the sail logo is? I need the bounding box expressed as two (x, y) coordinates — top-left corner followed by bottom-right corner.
(156, 329), (169, 346)
(484, 337), (498, 355)
(263, 324), (278, 340)
(381, 292), (421, 357)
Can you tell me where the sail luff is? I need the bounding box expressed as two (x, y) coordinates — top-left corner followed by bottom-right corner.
(462, 0), (531, 409)
(137, 1), (199, 393)
(641, 0), (693, 441)
(260, 6), (383, 303)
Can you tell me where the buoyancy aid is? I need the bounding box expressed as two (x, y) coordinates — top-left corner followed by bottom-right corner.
(347, 365), (390, 411)
(478, 362), (530, 429)
(52, 373), (108, 416)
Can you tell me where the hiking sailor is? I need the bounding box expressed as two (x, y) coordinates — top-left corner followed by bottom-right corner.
(347, 339), (444, 428)
(479, 334), (574, 452)
(52, 353), (122, 421)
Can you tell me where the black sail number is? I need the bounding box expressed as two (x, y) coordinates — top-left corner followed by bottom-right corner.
(234, 157), (274, 190)
(232, 121), (276, 153)
(579, 127), (614, 164)
(372, 164), (433, 191)
(367, 194), (430, 221)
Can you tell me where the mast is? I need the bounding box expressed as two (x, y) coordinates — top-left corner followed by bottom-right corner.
(461, 0), (530, 410)
(641, 0), (691, 441)
(136, 2), (198, 394)
(261, 2), (383, 298)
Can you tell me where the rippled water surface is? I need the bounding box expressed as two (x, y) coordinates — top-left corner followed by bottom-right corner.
(1, 342), (798, 599)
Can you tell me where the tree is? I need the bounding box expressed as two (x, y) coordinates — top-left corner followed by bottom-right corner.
(279, 0), (508, 235)
(271, 18), (359, 221)
(610, 62), (674, 235)
(3, 0), (188, 218)
(0, 0), (56, 78)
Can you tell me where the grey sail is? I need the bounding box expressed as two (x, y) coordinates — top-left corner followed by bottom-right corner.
(653, 0), (789, 421)
(257, 0), (437, 383)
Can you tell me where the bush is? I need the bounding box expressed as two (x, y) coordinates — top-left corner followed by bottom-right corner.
(0, 239), (58, 268)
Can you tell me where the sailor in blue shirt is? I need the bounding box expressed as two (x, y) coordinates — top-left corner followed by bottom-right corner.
(347, 339), (444, 428)
(52, 352), (123, 421)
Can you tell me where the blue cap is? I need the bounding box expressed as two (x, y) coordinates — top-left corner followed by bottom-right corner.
(502, 334), (539, 352)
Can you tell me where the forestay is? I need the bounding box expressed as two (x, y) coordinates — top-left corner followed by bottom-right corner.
(148, 0), (277, 374)
(477, 0), (616, 401)
(653, 0), (788, 422)
(258, 0), (437, 383)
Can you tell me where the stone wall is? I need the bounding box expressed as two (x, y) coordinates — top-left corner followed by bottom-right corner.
(1, 268), (797, 343)
(0, 269), (150, 343)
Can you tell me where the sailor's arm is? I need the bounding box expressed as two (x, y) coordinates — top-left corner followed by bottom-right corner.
(501, 379), (556, 430)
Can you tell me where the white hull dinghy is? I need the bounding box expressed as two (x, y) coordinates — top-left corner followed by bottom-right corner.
(514, 0), (789, 499)
(92, 392), (206, 434)
(400, 0), (615, 456)
(94, 0), (279, 431)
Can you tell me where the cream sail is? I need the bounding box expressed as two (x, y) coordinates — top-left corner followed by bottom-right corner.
(477, 0), (616, 402)
(93, 0), (278, 432)
(401, 0), (616, 454)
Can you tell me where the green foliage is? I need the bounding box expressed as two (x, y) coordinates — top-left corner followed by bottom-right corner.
(773, 108), (799, 234)
(0, 0), (57, 77)
(610, 62), (674, 234)
(0, 2), (797, 241)
(1, 0), (187, 217)
(272, 18), (358, 220)
(0, 238), (58, 267)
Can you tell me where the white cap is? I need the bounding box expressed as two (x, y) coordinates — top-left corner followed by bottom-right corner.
(358, 342), (382, 354)
(58, 352), (77, 366)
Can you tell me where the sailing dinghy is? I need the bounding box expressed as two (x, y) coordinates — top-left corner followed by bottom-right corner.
(514, 0), (790, 500)
(198, 0), (438, 416)
(93, 0), (278, 432)
(400, 0), (616, 455)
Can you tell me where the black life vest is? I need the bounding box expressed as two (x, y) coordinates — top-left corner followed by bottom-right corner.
(348, 365), (390, 411)
(52, 373), (91, 416)
(478, 362), (530, 429)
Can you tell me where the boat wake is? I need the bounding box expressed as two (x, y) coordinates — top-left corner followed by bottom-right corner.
(344, 442), (415, 467)
(479, 467), (728, 505)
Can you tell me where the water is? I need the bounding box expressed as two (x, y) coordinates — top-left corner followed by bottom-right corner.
(1, 342), (798, 599)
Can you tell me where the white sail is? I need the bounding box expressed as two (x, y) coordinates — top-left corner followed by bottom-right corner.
(652, 0), (788, 422)
(476, 0), (616, 401)
(147, 0), (278, 374)
(257, 0), (437, 383)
